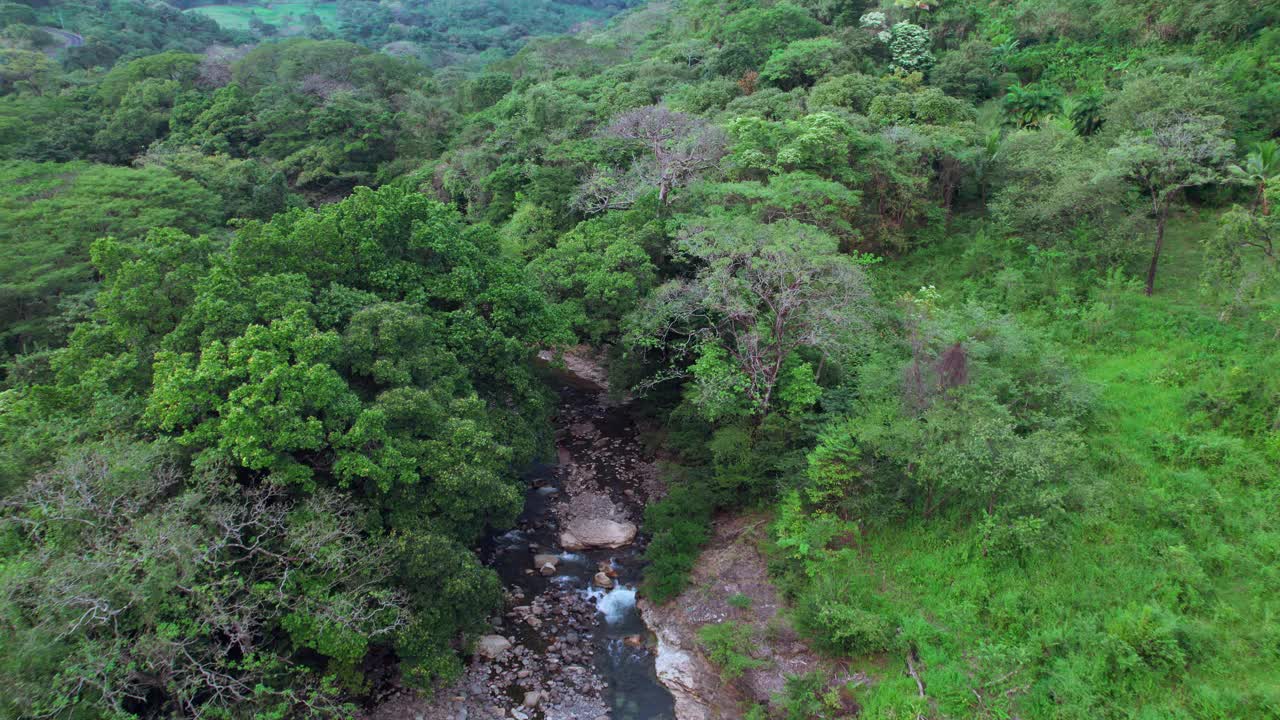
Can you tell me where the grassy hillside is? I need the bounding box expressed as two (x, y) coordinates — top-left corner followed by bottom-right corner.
(186, 2), (339, 32)
(774, 218), (1280, 718)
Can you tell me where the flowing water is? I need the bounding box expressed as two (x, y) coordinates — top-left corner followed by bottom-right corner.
(482, 376), (676, 719)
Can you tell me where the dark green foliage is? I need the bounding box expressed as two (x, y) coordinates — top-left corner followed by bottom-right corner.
(527, 208), (661, 345)
(0, 441), (377, 717)
(1002, 82), (1061, 129)
(50, 0), (233, 70)
(330, 0), (642, 65)
(1, 186), (564, 716)
(1068, 90), (1105, 136)
(641, 472), (718, 603)
(4, 0), (1280, 716)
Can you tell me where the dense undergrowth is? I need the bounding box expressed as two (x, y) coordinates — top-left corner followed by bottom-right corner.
(2, 0), (1278, 717)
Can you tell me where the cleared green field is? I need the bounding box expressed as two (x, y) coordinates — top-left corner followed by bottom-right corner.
(186, 2), (339, 32)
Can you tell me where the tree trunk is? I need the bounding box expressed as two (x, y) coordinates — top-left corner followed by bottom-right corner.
(1145, 210), (1167, 296)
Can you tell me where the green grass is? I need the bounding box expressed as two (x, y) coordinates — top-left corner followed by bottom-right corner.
(186, 2), (338, 32)
(778, 217), (1280, 719)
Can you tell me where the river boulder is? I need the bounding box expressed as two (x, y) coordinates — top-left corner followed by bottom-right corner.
(560, 518), (637, 550)
(475, 635), (512, 660)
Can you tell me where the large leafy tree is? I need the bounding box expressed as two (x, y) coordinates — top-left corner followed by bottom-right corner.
(627, 215), (874, 421)
(528, 208), (661, 345)
(16, 185), (569, 714)
(576, 104), (728, 211)
(133, 185), (565, 498)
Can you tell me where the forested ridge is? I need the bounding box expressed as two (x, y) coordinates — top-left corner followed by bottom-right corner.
(1, 0), (1278, 718)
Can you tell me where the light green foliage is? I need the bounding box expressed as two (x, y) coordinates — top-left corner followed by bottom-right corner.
(887, 22), (934, 74)
(990, 125), (1136, 269)
(719, 2), (823, 51)
(0, 48), (56, 94)
(774, 216), (1279, 718)
(189, 1), (339, 32)
(868, 85), (976, 127)
(528, 209), (661, 344)
(0, 161), (221, 355)
(89, 228), (218, 354)
(801, 421), (868, 519)
(809, 72), (895, 113)
(98, 51), (202, 107)
(1100, 71), (1239, 140)
(773, 671), (855, 720)
(697, 621), (767, 680)
(789, 569), (900, 655)
(760, 37), (843, 91)
(626, 215), (871, 421)
(147, 310), (355, 485)
(726, 111), (867, 183)
(692, 171), (863, 237)
(803, 303), (1090, 540)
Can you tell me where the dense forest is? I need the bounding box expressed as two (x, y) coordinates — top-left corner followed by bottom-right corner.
(1, 0), (1278, 718)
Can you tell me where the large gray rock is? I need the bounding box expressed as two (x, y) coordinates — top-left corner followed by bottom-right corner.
(559, 518), (637, 550)
(474, 635), (512, 660)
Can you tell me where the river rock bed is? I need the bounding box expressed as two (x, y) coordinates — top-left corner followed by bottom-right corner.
(371, 367), (674, 720)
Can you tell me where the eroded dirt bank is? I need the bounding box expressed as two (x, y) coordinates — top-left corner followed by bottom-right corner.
(640, 515), (864, 719)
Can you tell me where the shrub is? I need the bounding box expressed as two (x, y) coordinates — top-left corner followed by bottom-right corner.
(698, 621), (767, 680)
(814, 602), (899, 655)
(642, 476), (717, 602)
(793, 572), (900, 656)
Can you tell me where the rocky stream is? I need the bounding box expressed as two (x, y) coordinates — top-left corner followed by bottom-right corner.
(377, 359), (679, 720)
